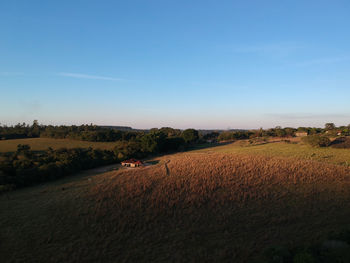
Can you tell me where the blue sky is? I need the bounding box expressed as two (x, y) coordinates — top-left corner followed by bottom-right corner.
(1, 0), (350, 129)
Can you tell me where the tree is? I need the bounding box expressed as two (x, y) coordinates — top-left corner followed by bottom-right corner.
(181, 129), (199, 144)
(254, 128), (264, 137)
(16, 144), (31, 153)
(163, 137), (186, 152)
(302, 135), (331, 147)
(218, 131), (234, 141)
(325, 123), (335, 130)
(30, 120), (40, 137)
(275, 127), (286, 137)
(140, 131), (166, 153)
(203, 132), (219, 140)
(297, 127), (309, 132)
(159, 127), (181, 137)
(284, 128), (295, 137)
(309, 128), (319, 135)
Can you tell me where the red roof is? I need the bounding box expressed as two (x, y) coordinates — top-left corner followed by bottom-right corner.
(121, 158), (143, 165)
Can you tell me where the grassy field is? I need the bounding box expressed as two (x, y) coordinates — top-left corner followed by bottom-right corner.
(197, 139), (350, 166)
(0, 138), (118, 152)
(2, 140), (350, 262)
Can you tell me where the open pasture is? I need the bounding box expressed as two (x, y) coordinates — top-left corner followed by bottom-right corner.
(2, 148), (350, 262)
(197, 139), (350, 166)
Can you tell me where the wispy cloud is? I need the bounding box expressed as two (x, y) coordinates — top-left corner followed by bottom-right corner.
(57, 72), (125, 81)
(296, 56), (350, 67)
(266, 113), (349, 120)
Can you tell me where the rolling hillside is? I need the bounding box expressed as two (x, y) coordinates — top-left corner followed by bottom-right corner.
(2, 142), (350, 262)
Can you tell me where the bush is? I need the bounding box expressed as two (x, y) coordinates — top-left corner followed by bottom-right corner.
(248, 137), (268, 145)
(302, 135), (331, 147)
(293, 252), (315, 263)
(0, 184), (15, 193)
(263, 245), (291, 262)
(330, 137), (350, 149)
(218, 131), (252, 142)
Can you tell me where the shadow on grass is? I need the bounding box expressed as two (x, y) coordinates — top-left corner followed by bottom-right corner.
(331, 137), (350, 149)
(146, 160), (160, 165)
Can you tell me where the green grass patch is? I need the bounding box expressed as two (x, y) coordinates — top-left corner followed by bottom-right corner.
(196, 140), (350, 166)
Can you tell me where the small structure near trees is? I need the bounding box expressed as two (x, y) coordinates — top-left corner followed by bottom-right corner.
(295, 131), (308, 137)
(121, 159), (144, 168)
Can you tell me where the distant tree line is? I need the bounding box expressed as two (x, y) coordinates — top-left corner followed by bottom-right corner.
(1, 121), (350, 143)
(0, 121), (199, 143)
(216, 123), (350, 142)
(0, 121), (139, 142)
(0, 121), (41, 140)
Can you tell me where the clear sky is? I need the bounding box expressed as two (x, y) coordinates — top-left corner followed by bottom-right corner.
(1, 0), (350, 129)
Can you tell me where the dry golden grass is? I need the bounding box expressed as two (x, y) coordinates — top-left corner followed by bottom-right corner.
(0, 138), (118, 152)
(2, 151), (350, 262)
(198, 140), (350, 166)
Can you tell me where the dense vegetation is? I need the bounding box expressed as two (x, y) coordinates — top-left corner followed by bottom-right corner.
(216, 123), (350, 143)
(0, 138), (119, 153)
(261, 230), (350, 263)
(0, 145), (115, 190)
(0, 121), (138, 141)
(2, 121), (350, 143)
(302, 135), (331, 147)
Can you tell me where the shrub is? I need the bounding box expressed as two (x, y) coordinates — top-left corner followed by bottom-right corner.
(293, 252), (315, 263)
(330, 137), (350, 149)
(248, 137), (268, 145)
(302, 135), (331, 147)
(263, 245), (291, 262)
(0, 184), (15, 193)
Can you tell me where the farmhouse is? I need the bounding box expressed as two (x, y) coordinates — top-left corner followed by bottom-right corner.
(295, 131), (308, 137)
(121, 159), (143, 167)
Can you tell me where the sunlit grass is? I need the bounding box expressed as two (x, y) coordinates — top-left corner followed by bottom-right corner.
(196, 140), (350, 166)
(2, 151), (350, 262)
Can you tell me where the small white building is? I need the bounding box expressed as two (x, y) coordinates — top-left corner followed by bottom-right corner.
(121, 159), (143, 168)
(295, 131), (308, 137)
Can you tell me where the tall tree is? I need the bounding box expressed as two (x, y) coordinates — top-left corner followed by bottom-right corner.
(181, 129), (199, 144)
(325, 123), (336, 130)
